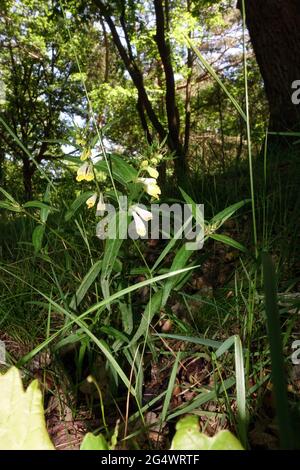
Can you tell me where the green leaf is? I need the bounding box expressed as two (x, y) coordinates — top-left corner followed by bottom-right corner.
(23, 201), (57, 212)
(80, 432), (109, 450)
(215, 335), (236, 357)
(161, 245), (194, 306)
(161, 352), (181, 423)
(168, 377), (236, 420)
(130, 290), (163, 345)
(0, 201), (22, 212)
(69, 260), (102, 310)
(65, 191), (95, 221)
(119, 301), (133, 335)
(0, 367), (54, 450)
(32, 225), (45, 254)
(210, 200), (250, 227)
(170, 415), (243, 450)
(209, 234), (247, 253)
(158, 333), (222, 349)
(179, 188), (203, 229)
(41, 184), (52, 223)
(262, 252), (293, 449)
(0, 187), (19, 204)
(234, 335), (247, 448)
(100, 212), (125, 305)
(101, 231), (124, 280)
(95, 154), (137, 185)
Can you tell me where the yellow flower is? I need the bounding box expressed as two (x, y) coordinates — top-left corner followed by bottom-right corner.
(86, 193), (97, 209)
(80, 148), (92, 161)
(140, 159), (159, 179)
(140, 160), (149, 169)
(137, 177), (161, 199)
(75, 136), (85, 146)
(130, 205), (153, 237)
(76, 162), (94, 182)
(145, 166), (159, 179)
(150, 157), (159, 165)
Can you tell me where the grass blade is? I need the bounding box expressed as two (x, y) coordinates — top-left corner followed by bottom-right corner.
(234, 335), (247, 448)
(183, 35), (246, 122)
(262, 252), (293, 449)
(161, 352), (181, 424)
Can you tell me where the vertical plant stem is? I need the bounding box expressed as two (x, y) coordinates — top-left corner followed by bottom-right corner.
(241, 0), (257, 257)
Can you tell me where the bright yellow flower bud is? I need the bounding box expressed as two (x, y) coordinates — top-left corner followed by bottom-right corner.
(140, 160), (149, 169)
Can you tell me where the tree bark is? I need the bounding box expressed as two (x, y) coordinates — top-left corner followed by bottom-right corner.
(22, 157), (35, 201)
(153, 0), (184, 175)
(0, 149), (4, 189)
(239, 0), (300, 140)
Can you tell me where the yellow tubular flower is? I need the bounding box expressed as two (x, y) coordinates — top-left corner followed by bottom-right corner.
(76, 162), (94, 182)
(86, 193), (97, 209)
(145, 166), (159, 179)
(80, 148), (92, 161)
(140, 159), (159, 178)
(137, 177), (161, 199)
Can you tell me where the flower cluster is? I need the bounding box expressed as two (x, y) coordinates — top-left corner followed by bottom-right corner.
(137, 158), (161, 200)
(75, 141), (95, 181)
(75, 144), (164, 238)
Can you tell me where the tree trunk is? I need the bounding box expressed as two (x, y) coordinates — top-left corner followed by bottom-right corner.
(240, 0), (300, 141)
(93, 0), (188, 186)
(22, 157), (34, 201)
(0, 150), (4, 188)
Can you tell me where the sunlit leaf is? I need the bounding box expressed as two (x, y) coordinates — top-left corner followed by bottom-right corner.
(170, 415), (243, 450)
(80, 432), (109, 450)
(0, 367), (54, 450)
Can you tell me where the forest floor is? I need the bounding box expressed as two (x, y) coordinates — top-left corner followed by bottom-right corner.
(1, 213), (300, 450)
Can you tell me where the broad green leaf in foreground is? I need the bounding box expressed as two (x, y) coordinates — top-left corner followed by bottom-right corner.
(80, 432), (109, 450)
(0, 367), (54, 450)
(170, 415), (244, 450)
